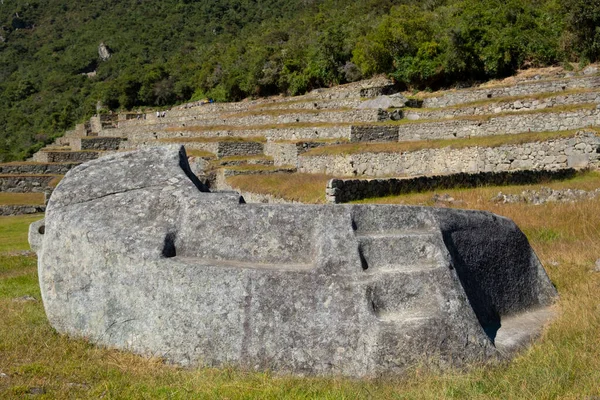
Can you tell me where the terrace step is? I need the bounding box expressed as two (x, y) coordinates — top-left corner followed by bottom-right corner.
(32, 150), (103, 163)
(221, 164), (297, 177)
(68, 136), (126, 151)
(356, 231), (448, 273)
(0, 174), (62, 193)
(396, 105), (600, 142)
(215, 156), (274, 167)
(0, 204), (46, 216)
(0, 162), (80, 175)
(419, 74), (600, 108)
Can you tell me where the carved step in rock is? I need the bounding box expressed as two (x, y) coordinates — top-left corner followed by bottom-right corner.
(30, 146), (558, 377)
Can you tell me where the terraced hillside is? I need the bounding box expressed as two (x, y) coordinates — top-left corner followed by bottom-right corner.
(2, 69), (600, 213)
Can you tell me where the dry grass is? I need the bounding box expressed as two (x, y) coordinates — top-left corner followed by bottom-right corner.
(217, 155), (273, 162)
(223, 164), (294, 173)
(0, 193), (44, 206)
(303, 129), (595, 157)
(184, 149), (215, 158)
(158, 136), (267, 143)
(1, 171), (600, 398)
(227, 173), (332, 203)
(272, 138), (349, 145)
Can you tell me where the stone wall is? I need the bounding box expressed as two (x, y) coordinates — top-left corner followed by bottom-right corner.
(350, 125), (399, 143)
(298, 132), (600, 177)
(0, 205), (46, 216)
(0, 175), (58, 193)
(33, 151), (101, 163)
(89, 116), (102, 134)
(118, 109), (383, 131)
(250, 98), (363, 112)
(397, 107), (600, 141)
(421, 75), (600, 108)
(265, 141), (346, 166)
(217, 141), (264, 158)
(0, 163), (78, 175)
(120, 125), (351, 144)
(407, 91), (600, 120)
(326, 169), (579, 203)
(70, 137), (124, 151)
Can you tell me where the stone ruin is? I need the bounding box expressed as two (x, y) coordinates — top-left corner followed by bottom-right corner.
(29, 146), (558, 377)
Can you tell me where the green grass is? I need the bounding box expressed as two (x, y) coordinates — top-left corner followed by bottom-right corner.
(2, 182), (600, 398)
(0, 214), (44, 253)
(303, 129), (597, 157)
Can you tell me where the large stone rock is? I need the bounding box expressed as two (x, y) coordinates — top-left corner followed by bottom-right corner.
(358, 94), (408, 110)
(30, 146), (558, 377)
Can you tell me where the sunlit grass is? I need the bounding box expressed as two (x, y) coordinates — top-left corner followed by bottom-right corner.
(0, 214), (43, 253)
(0, 193), (44, 206)
(1, 182), (600, 398)
(227, 173), (332, 203)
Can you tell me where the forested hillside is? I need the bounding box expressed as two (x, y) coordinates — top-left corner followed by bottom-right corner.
(0, 0), (598, 161)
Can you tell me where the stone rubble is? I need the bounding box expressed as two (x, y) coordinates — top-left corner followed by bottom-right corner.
(491, 187), (600, 205)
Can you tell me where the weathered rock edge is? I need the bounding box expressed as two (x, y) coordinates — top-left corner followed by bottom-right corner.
(30, 146), (558, 377)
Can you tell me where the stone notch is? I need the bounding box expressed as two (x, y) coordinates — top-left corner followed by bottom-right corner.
(30, 146), (558, 377)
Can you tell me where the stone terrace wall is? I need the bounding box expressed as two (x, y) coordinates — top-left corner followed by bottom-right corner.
(249, 98), (364, 112)
(33, 151), (101, 163)
(264, 141), (346, 166)
(421, 75), (600, 108)
(350, 125), (399, 142)
(0, 175), (58, 193)
(299, 132), (600, 177)
(407, 90), (600, 120)
(326, 169), (578, 203)
(69, 137), (124, 151)
(217, 141), (264, 158)
(118, 109), (382, 130)
(0, 205), (46, 216)
(0, 163), (77, 175)
(121, 125), (351, 144)
(397, 107), (600, 141)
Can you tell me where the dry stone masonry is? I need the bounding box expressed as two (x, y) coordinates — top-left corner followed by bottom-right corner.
(420, 75), (600, 108)
(30, 147), (557, 377)
(326, 169), (578, 204)
(3, 71), (600, 214)
(299, 131), (600, 177)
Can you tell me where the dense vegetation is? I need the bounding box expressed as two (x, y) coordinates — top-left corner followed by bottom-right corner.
(0, 0), (599, 161)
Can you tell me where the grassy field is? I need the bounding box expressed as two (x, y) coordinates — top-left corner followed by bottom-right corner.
(1, 178), (600, 398)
